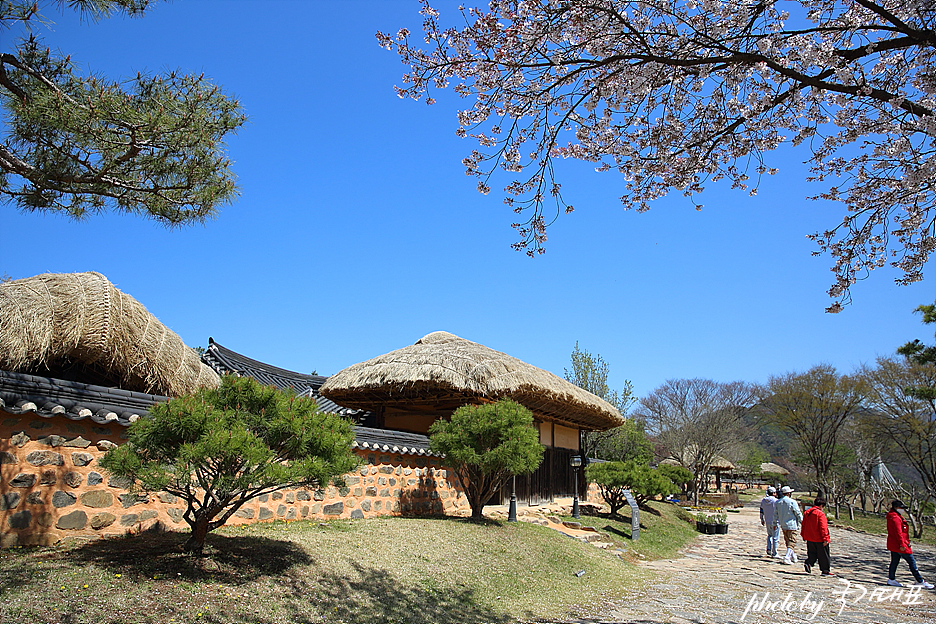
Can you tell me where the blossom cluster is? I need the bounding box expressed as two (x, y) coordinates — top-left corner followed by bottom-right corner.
(380, 0), (936, 309)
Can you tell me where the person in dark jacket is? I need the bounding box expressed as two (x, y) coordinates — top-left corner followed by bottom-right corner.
(801, 497), (832, 576)
(886, 500), (934, 588)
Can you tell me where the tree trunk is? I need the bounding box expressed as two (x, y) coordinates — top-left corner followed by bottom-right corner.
(183, 515), (211, 555)
(908, 509), (922, 539)
(467, 479), (488, 520)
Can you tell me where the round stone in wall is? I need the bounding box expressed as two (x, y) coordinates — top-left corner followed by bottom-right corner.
(52, 491), (77, 508)
(9, 473), (37, 488)
(26, 492), (44, 505)
(71, 452), (95, 467)
(0, 493), (21, 510)
(119, 514), (139, 527)
(7, 510), (31, 529)
(26, 450), (64, 466)
(90, 512), (116, 530)
(80, 490), (114, 508)
(56, 510), (88, 530)
(63, 472), (83, 488)
(107, 475), (132, 489)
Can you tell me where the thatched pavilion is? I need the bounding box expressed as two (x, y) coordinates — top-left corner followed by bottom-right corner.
(320, 330), (624, 504)
(760, 462), (790, 476)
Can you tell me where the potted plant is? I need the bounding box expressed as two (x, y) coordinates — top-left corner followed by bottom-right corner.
(714, 511), (728, 534)
(697, 512), (718, 534)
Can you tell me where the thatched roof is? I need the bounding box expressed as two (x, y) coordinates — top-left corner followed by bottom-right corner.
(661, 451), (736, 471)
(320, 331), (624, 430)
(0, 272), (219, 397)
(708, 455), (736, 471)
(760, 462), (790, 475)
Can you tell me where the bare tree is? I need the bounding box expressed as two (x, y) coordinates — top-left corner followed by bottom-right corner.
(761, 364), (866, 501)
(861, 356), (936, 534)
(636, 378), (758, 504)
(564, 342), (636, 497)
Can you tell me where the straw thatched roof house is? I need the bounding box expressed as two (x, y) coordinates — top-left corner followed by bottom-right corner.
(320, 331), (625, 505)
(660, 455), (735, 472)
(660, 450), (736, 492)
(320, 330), (624, 433)
(0, 272), (219, 396)
(1, 274), (478, 545)
(760, 462), (790, 476)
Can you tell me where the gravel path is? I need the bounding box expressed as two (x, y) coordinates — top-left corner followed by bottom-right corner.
(569, 503), (936, 624)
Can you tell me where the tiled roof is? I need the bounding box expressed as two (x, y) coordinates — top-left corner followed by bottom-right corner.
(352, 426), (436, 456)
(0, 371), (435, 457)
(202, 338), (328, 392)
(0, 369), (166, 426)
(202, 338), (363, 417)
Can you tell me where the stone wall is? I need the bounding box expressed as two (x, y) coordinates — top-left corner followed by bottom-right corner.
(0, 411), (470, 547)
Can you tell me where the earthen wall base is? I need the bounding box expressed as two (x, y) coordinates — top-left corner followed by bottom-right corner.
(0, 412), (469, 547)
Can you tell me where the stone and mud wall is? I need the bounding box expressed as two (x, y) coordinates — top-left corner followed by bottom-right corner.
(0, 412), (471, 547)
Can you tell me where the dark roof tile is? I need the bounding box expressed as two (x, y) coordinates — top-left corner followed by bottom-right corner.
(0, 369), (165, 426)
(202, 338), (327, 393)
(351, 426), (437, 456)
(203, 339), (369, 419)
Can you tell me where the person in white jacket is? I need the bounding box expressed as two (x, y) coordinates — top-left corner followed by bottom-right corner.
(775, 486), (803, 564)
(759, 486), (780, 557)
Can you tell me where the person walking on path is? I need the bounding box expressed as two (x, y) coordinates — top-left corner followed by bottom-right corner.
(759, 486), (780, 558)
(775, 486), (803, 565)
(801, 496), (833, 576)
(886, 500), (935, 588)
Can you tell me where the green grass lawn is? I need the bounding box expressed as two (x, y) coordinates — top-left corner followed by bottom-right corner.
(565, 501), (699, 561)
(0, 506), (699, 624)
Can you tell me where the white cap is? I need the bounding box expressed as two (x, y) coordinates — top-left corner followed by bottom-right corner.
(781, 486), (793, 494)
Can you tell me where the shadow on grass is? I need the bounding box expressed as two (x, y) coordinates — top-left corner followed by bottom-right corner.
(0, 549), (64, 593)
(428, 514), (506, 528)
(603, 524), (631, 540)
(54, 530), (312, 584)
(211, 559), (518, 624)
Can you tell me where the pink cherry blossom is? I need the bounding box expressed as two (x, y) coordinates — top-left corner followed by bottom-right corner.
(380, 1), (936, 310)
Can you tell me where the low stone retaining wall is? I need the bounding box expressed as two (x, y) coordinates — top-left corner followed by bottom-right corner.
(1, 412), (470, 547)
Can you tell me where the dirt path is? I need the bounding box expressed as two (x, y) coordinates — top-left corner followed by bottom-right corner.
(570, 503), (936, 624)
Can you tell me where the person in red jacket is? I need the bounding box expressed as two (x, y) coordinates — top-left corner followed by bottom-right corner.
(886, 500), (934, 588)
(801, 496), (832, 576)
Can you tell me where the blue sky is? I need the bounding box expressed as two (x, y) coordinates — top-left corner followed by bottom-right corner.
(1, 0), (932, 403)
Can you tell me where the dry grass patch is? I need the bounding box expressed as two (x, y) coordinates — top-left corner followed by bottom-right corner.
(0, 515), (646, 624)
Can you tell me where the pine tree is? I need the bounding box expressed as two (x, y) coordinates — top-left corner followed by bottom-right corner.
(1, 1), (245, 225)
(428, 399), (543, 520)
(100, 375), (358, 554)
